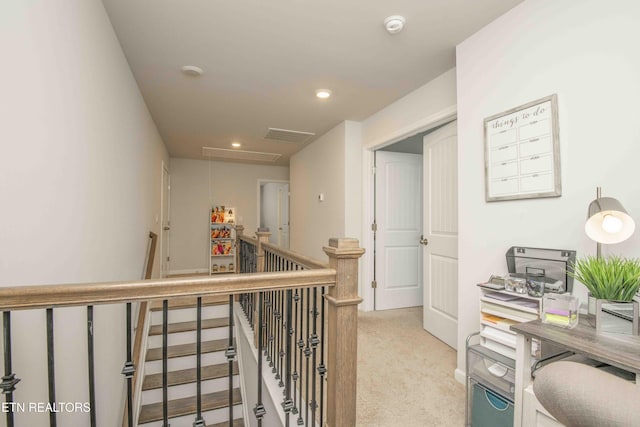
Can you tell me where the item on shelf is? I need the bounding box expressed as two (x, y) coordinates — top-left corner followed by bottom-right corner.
(220, 265), (227, 272)
(211, 226), (232, 239)
(505, 275), (526, 294)
(525, 267), (546, 297)
(212, 264), (219, 272)
(505, 246), (575, 293)
(211, 205), (236, 224)
(212, 241), (233, 256)
(228, 263), (234, 272)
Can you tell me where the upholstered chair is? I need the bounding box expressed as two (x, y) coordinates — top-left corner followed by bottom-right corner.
(533, 361), (640, 427)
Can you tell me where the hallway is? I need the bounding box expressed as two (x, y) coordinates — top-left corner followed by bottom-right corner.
(357, 307), (464, 426)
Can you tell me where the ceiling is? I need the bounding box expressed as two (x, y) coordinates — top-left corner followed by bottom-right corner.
(101, 0), (523, 166)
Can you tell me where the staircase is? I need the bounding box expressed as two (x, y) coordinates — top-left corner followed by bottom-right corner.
(137, 296), (244, 427)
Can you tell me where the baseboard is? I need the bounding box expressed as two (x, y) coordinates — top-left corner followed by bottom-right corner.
(167, 268), (208, 276)
(454, 368), (466, 385)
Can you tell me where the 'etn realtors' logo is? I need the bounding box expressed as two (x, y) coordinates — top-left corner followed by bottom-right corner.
(1, 402), (91, 413)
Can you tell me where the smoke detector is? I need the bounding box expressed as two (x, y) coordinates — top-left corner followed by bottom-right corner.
(181, 65), (204, 77)
(384, 15), (406, 34)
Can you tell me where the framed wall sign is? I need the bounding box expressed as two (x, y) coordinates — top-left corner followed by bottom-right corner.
(484, 94), (561, 202)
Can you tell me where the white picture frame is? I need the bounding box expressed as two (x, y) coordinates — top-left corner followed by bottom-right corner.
(484, 94), (561, 202)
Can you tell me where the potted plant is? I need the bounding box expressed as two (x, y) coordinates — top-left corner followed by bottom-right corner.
(569, 255), (640, 334)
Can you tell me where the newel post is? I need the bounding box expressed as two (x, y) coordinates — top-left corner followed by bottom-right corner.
(254, 229), (272, 345)
(323, 238), (365, 427)
(255, 228), (271, 273)
(235, 225), (244, 273)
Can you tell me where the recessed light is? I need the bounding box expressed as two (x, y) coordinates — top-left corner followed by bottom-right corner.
(316, 89), (332, 99)
(384, 15), (406, 34)
(181, 65), (204, 77)
(231, 142), (242, 148)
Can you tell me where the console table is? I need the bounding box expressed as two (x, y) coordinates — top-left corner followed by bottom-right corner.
(511, 316), (640, 427)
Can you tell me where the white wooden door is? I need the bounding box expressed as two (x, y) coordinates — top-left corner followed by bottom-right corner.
(375, 151), (423, 310)
(277, 184), (290, 249)
(423, 121), (458, 349)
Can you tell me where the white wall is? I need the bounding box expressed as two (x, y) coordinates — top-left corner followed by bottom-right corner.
(169, 158), (289, 273)
(0, 0), (169, 425)
(361, 69), (457, 149)
(290, 121), (363, 261)
(456, 0), (640, 374)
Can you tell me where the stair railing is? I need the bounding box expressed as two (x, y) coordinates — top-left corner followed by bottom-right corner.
(0, 231), (363, 427)
(237, 228), (364, 427)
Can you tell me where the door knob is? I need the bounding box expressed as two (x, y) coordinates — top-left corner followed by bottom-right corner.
(420, 235), (429, 246)
(163, 226), (170, 231)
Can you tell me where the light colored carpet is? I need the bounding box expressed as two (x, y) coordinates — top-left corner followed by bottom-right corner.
(356, 307), (465, 426)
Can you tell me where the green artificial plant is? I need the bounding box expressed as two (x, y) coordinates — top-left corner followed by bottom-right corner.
(569, 255), (640, 301)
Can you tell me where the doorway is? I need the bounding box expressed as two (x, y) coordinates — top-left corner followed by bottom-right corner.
(370, 119), (458, 348)
(160, 163), (171, 278)
(258, 180), (290, 249)
(373, 132), (428, 310)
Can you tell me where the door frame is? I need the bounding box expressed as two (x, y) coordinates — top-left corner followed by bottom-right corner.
(160, 161), (170, 278)
(256, 179), (290, 241)
(361, 106), (457, 311)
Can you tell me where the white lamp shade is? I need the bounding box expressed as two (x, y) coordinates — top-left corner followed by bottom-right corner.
(585, 197), (635, 244)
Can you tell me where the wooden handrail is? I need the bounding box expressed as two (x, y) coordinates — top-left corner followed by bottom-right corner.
(262, 241), (329, 270)
(0, 269), (336, 311)
(239, 234), (257, 245)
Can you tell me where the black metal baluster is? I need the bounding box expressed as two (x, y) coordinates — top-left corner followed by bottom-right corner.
(282, 289), (294, 426)
(304, 288), (311, 427)
(280, 291), (291, 387)
(269, 292), (276, 371)
(266, 293), (273, 365)
(46, 308), (56, 427)
(310, 288), (319, 423)
(318, 286), (327, 427)
(291, 290), (300, 416)
(87, 306), (96, 427)
(1, 311), (20, 427)
(162, 300), (169, 427)
(121, 303), (135, 427)
(226, 295), (236, 425)
(253, 292), (266, 426)
(194, 297), (205, 427)
(296, 288), (305, 426)
(274, 290), (280, 377)
(275, 291), (282, 384)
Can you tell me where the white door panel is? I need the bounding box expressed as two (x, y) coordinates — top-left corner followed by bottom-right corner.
(423, 121), (458, 349)
(375, 151), (423, 310)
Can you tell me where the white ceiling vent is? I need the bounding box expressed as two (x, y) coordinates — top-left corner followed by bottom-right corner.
(264, 128), (315, 144)
(202, 147), (281, 162)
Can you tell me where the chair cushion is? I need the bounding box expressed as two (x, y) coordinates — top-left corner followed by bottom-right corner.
(533, 361), (640, 427)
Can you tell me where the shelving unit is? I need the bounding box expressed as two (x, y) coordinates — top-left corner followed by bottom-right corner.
(209, 206), (236, 275)
(466, 332), (516, 427)
(466, 285), (544, 427)
(479, 287), (542, 360)
(468, 248), (576, 427)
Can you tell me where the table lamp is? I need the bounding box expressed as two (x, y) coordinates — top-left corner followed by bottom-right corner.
(585, 187), (635, 258)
